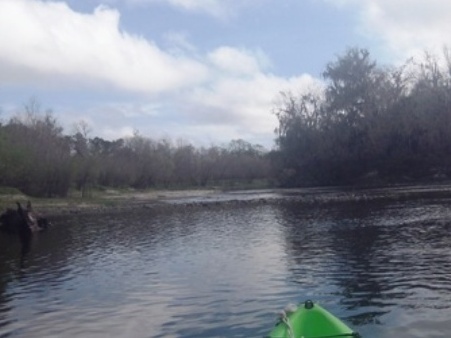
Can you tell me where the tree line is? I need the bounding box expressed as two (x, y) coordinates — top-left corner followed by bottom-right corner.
(3, 47), (451, 197)
(273, 47), (451, 186)
(0, 100), (270, 197)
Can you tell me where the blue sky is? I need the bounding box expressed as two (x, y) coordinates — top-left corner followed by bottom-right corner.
(1, 0), (450, 148)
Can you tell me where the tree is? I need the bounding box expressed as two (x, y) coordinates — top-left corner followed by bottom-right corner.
(71, 120), (97, 198)
(273, 91), (327, 185)
(3, 99), (71, 197)
(173, 141), (199, 186)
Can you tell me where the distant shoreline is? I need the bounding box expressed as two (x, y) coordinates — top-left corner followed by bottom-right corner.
(2, 184), (451, 218)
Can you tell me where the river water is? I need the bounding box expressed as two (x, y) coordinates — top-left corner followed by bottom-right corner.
(1, 191), (451, 337)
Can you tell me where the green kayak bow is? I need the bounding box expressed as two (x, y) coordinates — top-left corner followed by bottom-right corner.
(267, 300), (360, 338)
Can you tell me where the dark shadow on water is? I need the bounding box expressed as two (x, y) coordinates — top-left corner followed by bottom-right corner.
(276, 198), (451, 331)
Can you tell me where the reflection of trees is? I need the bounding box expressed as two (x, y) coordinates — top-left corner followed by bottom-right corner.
(0, 213), (80, 325)
(327, 203), (391, 325)
(277, 200), (393, 325)
(278, 198), (451, 328)
(0, 232), (25, 329)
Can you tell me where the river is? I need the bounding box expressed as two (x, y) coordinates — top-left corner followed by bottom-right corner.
(1, 189), (451, 337)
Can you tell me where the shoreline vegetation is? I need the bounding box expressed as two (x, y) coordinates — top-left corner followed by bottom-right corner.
(2, 183), (451, 218)
(3, 47), (451, 208)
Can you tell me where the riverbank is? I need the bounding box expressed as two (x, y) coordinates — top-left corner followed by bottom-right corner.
(3, 184), (451, 218)
(0, 188), (218, 216)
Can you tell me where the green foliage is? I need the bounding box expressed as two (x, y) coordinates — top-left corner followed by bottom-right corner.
(1, 109), (72, 197)
(0, 103), (272, 197)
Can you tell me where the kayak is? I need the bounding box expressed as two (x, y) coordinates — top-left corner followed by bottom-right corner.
(267, 300), (360, 338)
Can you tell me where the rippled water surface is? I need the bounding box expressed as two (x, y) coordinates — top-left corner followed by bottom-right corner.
(1, 194), (451, 337)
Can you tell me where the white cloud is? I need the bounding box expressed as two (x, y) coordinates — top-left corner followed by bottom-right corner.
(182, 72), (322, 140)
(101, 125), (136, 139)
(327, 0), (451, 61)
(87, 102), (162, 121)
(81, 70), (321, 147)
(207, 47), (270, 76)
(0, 0), (322, 147)
(0, 0), (208, 93)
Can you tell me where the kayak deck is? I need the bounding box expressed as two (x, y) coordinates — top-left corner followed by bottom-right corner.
(267, 300), (360, 338)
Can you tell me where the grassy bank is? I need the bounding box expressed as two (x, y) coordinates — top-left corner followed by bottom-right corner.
(0, 186), (218, 216)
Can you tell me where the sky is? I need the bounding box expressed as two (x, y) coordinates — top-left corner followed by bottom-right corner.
(1, 0), (451, 149)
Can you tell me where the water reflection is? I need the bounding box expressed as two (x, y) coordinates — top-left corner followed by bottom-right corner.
(327, 203), (391, 326)
(277, 199), (451, 337)
(0, 197), (451, 337)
